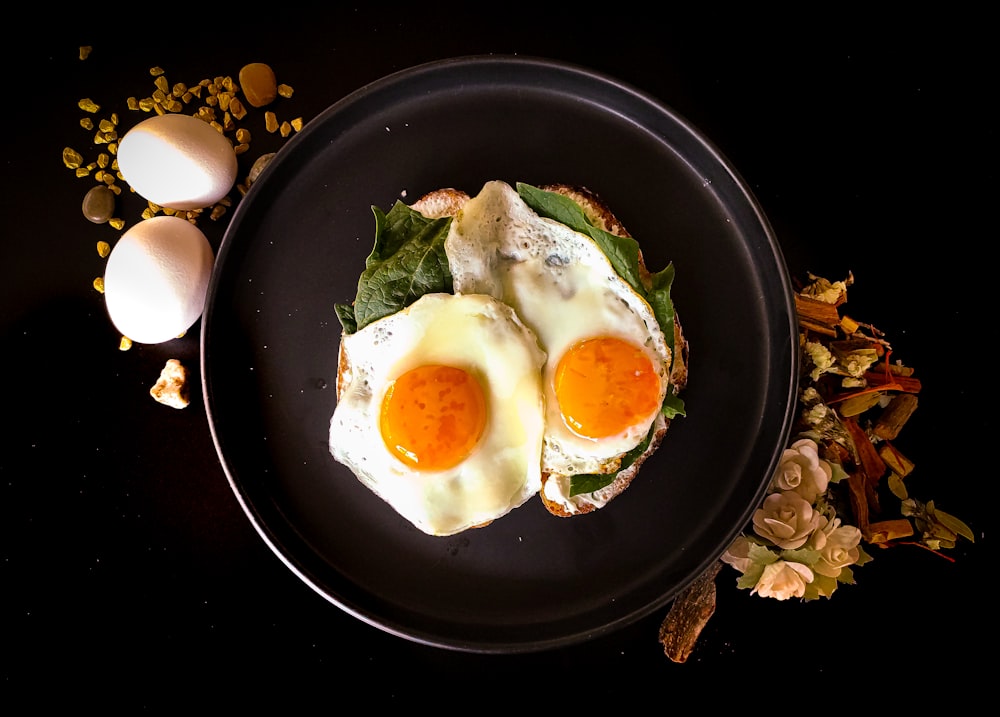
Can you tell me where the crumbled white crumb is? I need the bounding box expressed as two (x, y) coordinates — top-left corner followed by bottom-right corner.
(150, 359), (189, 409)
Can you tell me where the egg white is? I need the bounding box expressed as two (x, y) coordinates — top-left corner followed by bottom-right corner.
(329, 292), (546, 536)
(445, 181), (671, 478)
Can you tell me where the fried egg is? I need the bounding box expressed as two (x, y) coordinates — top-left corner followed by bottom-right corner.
(329, 292), (546, 536)
(445, 181), (671, 484)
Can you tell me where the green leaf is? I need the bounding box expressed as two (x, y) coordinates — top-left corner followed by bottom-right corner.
(747, 541), (780, 563)
(735, 542), (780, 590)
(516, 182), (677, 360)
(661, 393), (686, 419)
(828, 460), (850, 484)
(334, 302), (357, 334)
(854, 543), (875, 567)
(568, 421), (656, 496)
(809, 573), (840, 599)
(934, 508), (976, 543)
(568, 472), (616, 497)
(338, 202), (454, 334)
(735, 571), (761, 591)
(780, 547), (820, 566)
(645, 262), (676, 358)
(516, 182), (645, 289)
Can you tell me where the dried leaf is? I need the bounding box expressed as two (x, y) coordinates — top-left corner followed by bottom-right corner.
(839, 391), (884, 417)
(887, 471), (908, 500)
(932, 508), (976, 544)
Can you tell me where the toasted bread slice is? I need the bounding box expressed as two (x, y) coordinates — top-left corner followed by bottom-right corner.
(346, 183), (687, 519)
(530, 184), (687, 516)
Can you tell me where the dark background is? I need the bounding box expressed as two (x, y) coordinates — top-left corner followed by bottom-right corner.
(3, 6), (990, 705)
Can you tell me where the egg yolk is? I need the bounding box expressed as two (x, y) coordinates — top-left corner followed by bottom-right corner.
(554, 337), (661, 439)
(380, 365), (487, 472)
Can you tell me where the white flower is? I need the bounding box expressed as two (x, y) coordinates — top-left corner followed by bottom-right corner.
(720, 535), (752, 573)
(840, 349), (879, 378)
(752, 491), (822, 550)
(808, 515), (862, 578)
(805, 341), (835, 381)
(751, 560), (814, 600)
(771, 438), (832, 503)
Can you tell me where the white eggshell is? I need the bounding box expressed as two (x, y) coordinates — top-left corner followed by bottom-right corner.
(117, 114), (238, 210)
(104, 216), (215, 344)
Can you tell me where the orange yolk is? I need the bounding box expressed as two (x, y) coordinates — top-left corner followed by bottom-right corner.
(380, 364), (487, 472)
(553, 337), (660, 439)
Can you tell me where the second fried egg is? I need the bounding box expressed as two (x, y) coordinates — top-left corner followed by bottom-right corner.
(446, 181), (671, 479)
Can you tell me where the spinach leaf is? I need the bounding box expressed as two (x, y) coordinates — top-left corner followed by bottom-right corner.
(335, 201), (454, 334)
(515, 183), (676, 359)
(568, 423), (656, 497)
(334, 303), (358, 335)
(566, 393), (685, 496)
(661, 393), (686, 419)
(516, 183), (643, 290)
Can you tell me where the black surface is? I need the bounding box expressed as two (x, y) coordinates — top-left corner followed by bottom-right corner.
(202, 56), (797, 652)
(4, 7), (990, 704)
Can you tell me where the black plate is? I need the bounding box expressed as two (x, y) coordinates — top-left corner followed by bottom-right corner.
(201, 55), (798, 653)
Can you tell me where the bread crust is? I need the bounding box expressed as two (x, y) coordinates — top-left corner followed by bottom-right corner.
(341, 183), (687, 519)
(409, 188), (470, 218)
(539, 183), (630, 238)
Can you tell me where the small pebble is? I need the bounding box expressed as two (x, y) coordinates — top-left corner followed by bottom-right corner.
(82, 185), (116, 224)
(247, 152), (276, 186)
(239, 63), (277, 108)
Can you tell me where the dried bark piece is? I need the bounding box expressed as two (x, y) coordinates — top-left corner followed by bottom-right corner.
(794, 294), (841, 336)
(847, 472), (872, 534)
(867, 518), (914, 543)
(659, 561), (722, 663)
(843, 417), (886, 490)
(879, 443), (915, 477)
(873, 393), (918, 441)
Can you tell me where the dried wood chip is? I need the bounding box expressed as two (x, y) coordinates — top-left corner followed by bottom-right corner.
(659, 561), (722, 663)
(795, 293), (842, 334)
(867, 518), (914, 543)
(879, 443), (915, 477)
(843, 417), (886, 490)
(873, 393), (919, 441)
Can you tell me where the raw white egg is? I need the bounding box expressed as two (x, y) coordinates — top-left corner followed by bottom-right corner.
(329, 292), (547, 537)
(116, 114), (238, 210)
(446, 181), (671, 479)
(103, 216), (214, 344)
